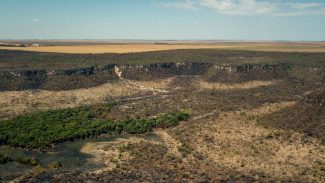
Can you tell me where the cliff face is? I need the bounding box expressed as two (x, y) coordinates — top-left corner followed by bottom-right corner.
(0, 65), (117, 91)
(116, 62), (213, 80)
(203, 64), (289, 83)
(0, 70), (47, 91)
(0, 62), (322, 91)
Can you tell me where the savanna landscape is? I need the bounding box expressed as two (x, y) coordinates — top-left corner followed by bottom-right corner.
(1, 0), (325, 182)
(0, 43), (324, 182)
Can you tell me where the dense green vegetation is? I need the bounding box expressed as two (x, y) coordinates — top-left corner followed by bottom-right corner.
(0, 103), (189, 149)
(1, 49), (325, 71)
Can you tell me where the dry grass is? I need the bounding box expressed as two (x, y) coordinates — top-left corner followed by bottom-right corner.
(0, 44), (233, 54)
(1, 42), (325, 53)
(0, 79), (171, 120)
(79, 130), (182, 175)
(177, 101), (324, 182)
(76, 101), (324, 182)
(79, 135), (156, 174)
(197, 80), (279, 90)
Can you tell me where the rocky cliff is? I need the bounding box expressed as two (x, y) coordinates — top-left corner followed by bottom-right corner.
(0, 62), (322, 91)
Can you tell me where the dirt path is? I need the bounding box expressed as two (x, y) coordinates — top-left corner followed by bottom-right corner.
(154, 130), (182, 157)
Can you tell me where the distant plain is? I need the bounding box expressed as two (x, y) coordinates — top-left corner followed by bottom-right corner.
(1, 41), (325, 53)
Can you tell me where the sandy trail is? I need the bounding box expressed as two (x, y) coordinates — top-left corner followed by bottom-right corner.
(154, 130), (182, 157)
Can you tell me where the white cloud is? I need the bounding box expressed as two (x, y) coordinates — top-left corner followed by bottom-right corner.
(32, 19), (40, 23)
(155, 0), (325, 16)
(199, 0), (277, 15)
(287, 3), (321, 10)
(153, 0), (197, 10)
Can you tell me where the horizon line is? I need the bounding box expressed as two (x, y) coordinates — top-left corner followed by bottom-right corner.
(1, 39), (324, 43)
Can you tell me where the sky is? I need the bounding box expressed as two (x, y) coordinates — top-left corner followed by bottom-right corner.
(0, 0), (325, 41)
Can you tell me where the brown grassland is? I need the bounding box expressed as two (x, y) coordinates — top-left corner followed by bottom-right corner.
(1, 42), (325, 53)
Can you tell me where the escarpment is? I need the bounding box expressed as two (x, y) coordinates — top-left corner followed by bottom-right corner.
(0, 62), (322, 91)
(0, 65), (117, 91)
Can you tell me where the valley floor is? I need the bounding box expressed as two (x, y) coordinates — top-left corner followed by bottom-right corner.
(0, 76), (324, 182)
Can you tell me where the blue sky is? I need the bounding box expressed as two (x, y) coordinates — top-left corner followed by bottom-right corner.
(0, 0), (325, 41)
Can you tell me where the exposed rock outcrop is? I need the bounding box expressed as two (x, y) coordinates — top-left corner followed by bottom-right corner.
(0, 62), (322, 91)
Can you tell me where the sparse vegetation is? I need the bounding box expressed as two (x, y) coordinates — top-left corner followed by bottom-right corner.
(259, 90), (324, 142)
(1, 49), (325, 71)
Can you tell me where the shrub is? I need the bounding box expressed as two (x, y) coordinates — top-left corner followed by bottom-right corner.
(155, 111), (190, 128)
(0, 153), (12, 164)
(48, 161), (63, 169)
(178, 143), (193, 156)
(16, 157), (40, 166)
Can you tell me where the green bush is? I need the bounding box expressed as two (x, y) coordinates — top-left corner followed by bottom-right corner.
(0, 103), (189, 149)
(156, 112), (190, 128)
(0, 153), (12, 164)
(16, 157), (40, 166)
